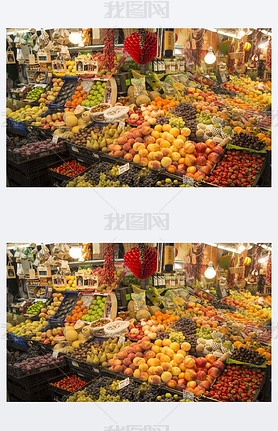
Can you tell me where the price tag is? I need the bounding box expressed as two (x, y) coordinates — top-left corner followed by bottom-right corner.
(183, 390), (194, 400)
(118, 377), (130, 390)
(52, 350), (59, 359)
(71, 146), (79, 153)
(119, 121), (125, 130)
(93, 153), (100, 159)
(119, 336), (125, 344)
(183, 175), (194, 186)
(72, 361), (79, 367)
(118, 163), (130, 175)
(93, 368), (100, 374)
(52, 135), (59, 144)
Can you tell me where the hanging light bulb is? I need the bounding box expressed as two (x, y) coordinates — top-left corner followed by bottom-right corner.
(205, 261), (216, 279)
(69, 246), (82, 259)
(204, 46), (216, 65)
(69, 32), (82, 45)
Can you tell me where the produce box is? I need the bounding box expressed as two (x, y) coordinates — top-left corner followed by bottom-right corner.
(202, 363), (266, 402)
(48, 374), (89, 400)
(203, 148), (266, 187)
(51, 292), (78, 321)
(51, 77), (78, 107)
(8, 353), (66, 378)
(48, 157), (92, 185)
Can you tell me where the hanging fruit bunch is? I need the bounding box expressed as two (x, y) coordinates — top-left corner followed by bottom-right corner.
(237, 40), (245, 66)
(266, 252), (271, 285)
(227, 41), (235, 74)
(227, 255), (235, 288)
(237, 255), (245, 280)
(195, 28), (204, 67)
(103, 243), (115, 285)
(252, 29), (259, 65)
(266, 38), (271, 70)
(253, 243), (262, 275)
(195, 243), (204, 282)
(103, 29), (115, 71)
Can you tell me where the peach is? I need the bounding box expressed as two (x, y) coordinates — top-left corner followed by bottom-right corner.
(162, 339), (171, 347)
(139, 157), (149, 167)
(184, 141), (196, 154)
(123, 143), (132, 151)
(187, 166), (197, 174)
(161, 148), (172, 157)
(118, 136), (127, 145)
(181, 342), (191, 352)
(154, 124), (163, 132)
(139, 148), (148, 157)
(172, 367), (181, 376)
(193, 171), (205, 182)
(133, 357), (143, 367)
(181, 127), (191, 137)
(160, 139), (171, 149)
(114, 365), (124, 373)
(148, 151), (156, 160)
(154, 339), (163, 347)
(177, 134), (186, 142)
(161, 371), (172, 383)
(170, 145), (178, 153)
(173, 354), (184, 364)
(169, 342), (180, 353)
(184, 154), (197, 167)
(169, 127), (180, 138)
(171, 152), (181, 162)
(118, 351), (128, 360)
(179, 147), (186, 157)
(139, 363), (149, 372)
(124, 153), (133, 161)
(187, 380), (197, 389)
(184, 369), (197, 381)
(145, 350), (156, 360)
(133, 142), (145, 152)
(141, 340), (152, 351)
(124, 368), (133, 376)
(152, 345), (161, 354)
(173, 138), (184, 149)
(148, 160), (161, 171)
(153, 151), (163, 161)
(123, 358), (131, 366)
(144, 135), (156, 145)
(170, 360), (179, 368)
(162, 132), (175, 143)
(160, 354), (171, 363)
(162, 123), (171, 132)
(148, 375), (161, 385)
(162, 363), (172, 372)
(148, 366), (156, 375)
(133, 369), (141, 379)
(184, 357), (196, 368)
(139, 371), (149, 382)
(161, 157), (172, 168)
(151, 130), (161, 139)
(154, 366), (164, 376)
(133, 154), (140, 164)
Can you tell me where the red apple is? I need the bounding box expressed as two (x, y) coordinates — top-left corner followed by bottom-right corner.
(195, 142), (207, 153)
(200, 380), (211, 390)
(213, 145), (224, 155)
(195, 357), (207, 369)
(196, 370), (207, 381)
(208, 367), (221, 378)
(212, 360), (225, 372)
(208, 152), (220, 164)
(196, 155), (207, 166)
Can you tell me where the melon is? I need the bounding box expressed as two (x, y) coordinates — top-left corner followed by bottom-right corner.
(65, 114), (78, 127)
(63, 111), (75, 122)
(81, 326), (91, 338)
(65, 329), (78, 342)
(78, 118), (87, 128)
(71, 125), (80, 134)
(74, 321), (85, 331)
(136, 309), (151, 321)
(72, 340), (81, 348)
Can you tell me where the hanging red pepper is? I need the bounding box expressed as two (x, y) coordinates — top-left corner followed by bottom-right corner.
(103, 29), (115, 71)
(103, 243), (115, 285)
(237, 40), (245, 66)
(266, 38), (271, 71)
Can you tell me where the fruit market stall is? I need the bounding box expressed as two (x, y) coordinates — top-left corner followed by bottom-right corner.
(6, 28), (271, 187)
(7, 242), (271, 402)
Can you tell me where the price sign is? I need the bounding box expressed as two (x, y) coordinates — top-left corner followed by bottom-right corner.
(183, 175), (194, 186)
(119, 336), (125, 344)
(118, 163), (130, 175)
(119, 121), (125, 130)
(52, 350), (59, 359)
(183, 390), (194, 400)
(52, 135), (59, 144)
(118, 377), (130, 390)
(72, 361), (79, 367)
(71, 146), (79, 153)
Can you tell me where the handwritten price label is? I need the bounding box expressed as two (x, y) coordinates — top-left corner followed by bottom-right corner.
(119, 336), (125, 344)
(183, 390), (194, 400)
(52, 351), (59, 359)
(183, 175), (194, 186)
(118, 163), (129, 175)
(118, 377), (130, 390)
(52, 135), (59, 144)
(119, 121), (125, 130)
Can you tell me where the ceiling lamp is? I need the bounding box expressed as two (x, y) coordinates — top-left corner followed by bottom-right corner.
(69, 32), (82, 45)
(205, 261), (216, 279)
(69, 246), (82, 259)
(205, 46), (216, 65)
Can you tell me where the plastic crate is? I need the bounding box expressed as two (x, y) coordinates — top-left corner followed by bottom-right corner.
(51, 77), (78, 107)
(47, 157), (92, 185)
(48, 373), (89, 401)
(50, 292), (78, 321)
(7, 379), (51, 401)
(7, 366), (67, 391)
